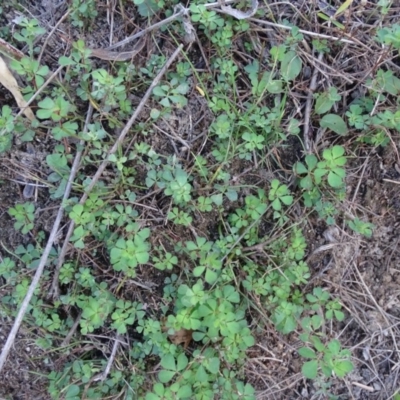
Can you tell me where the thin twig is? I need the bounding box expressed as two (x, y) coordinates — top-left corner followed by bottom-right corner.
(153, 121), (191, 149)
(104, 7), (187, 51)
(302, 50), (354, 84)
(383, 178), (400, 185)
(351, 382), (375, 393)
(38, 9), (71, 65)
(93, 334), (122, 382)
(304, 51), (323, 153)
(351, 156), (369, 204)
(61, 312), (82, 347)
(250, 18), (358, 45)
(49, 104), (93, 298)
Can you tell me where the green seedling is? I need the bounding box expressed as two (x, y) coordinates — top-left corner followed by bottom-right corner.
(295, 145), (347, 190)
(268, 179), (293, 211)
(347, 218), (375, 238)
(110, 229), (151, 276)
(8, 202), (35, 234)
(299, 337), (353, 379)
(315, 87), (341, 115)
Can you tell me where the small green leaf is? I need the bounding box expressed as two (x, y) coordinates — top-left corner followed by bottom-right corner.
(300, 175), (313, 190)
(65, 384), (80, 399)
(314, 167), (327, 184)
(205, 268), (218, 284)
(334, 310), (345, 321)
(207, 357), (220, 374)
(298, 347), (317, 359)
(335, 0), (354, 17)
(59, 56), (75, 66)
(305, 154), (318, 169)
(195, 365), (208, 382)
(294, 162), (308, 174)
(193, 266), (205, 277)
(331, 144), (345, 159)
(302, 360), (318, 379)
(267, 80), (283, 93)
(225, 188), (238, 201)
(334, 360), (354, 377)
(327, 170), (345, 187)
(320, 114), (348, 135)
(158, 370), (176, 383)
(327, 339), (341, 354)
(177, 353), (188, 371)
(211, 193), (223, 206)
(272, 198), (281, 211)
(177, 385), (192, 398)
(311, 336), (325, 352)
(322, 364), (333, 377)
(150, 108), (160, 119)
(145, 394), (159, 400)
(281, 51), (302, 81)
(152, 86), (165, 96)
(315, 94), (334, 115)
(281, 195), (293, 205)
(223, 286), (240, 303)
(160, 354), (175, 370)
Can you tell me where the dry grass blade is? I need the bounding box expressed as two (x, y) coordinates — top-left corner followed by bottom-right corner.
(0, 56), (35, 121)
(88, 35), (146, 61)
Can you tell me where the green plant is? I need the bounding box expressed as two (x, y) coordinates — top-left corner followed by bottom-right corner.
(314, 200), (339, 225)
(36, 96), (75, 122)
(110, 229), (151, 276)
(163, 167), (192, 205)
(111, 300), (145, 334)
(77, 288), (115, 334)
(190, 5), (224, 33)
(168, 207), (193, 226)
(268, 179), (293, 211)
(317, 146), (347, 187)
(347, 217), (375, 238)
(91, 69), (130, 113)
(69, 0), (98, 28)
(152, 249), (178, 271)
(245, 60), (283, 96)
(8, 202), (35, 234)
(299, 337), (353, 379)
(319, 114), (348, 136)
(0, 105), (15, 152)
(13, 17), (45, 55)
(314, 87), (341, 115)
(294, 146), (347, 195)
(153, 79), (189, 108)
(377, 23), (400, 49)
(11, 57), (49, 89)
(46, 151), (71, 198)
